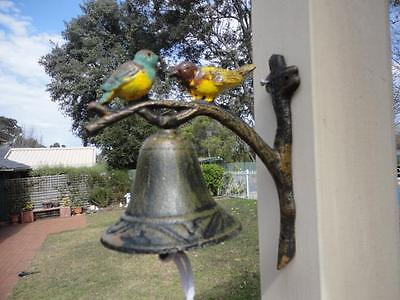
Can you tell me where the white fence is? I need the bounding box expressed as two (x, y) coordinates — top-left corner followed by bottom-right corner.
(221, 170), (257, 199)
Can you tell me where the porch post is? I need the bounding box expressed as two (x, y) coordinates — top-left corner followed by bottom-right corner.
(253, 1), (400, 299)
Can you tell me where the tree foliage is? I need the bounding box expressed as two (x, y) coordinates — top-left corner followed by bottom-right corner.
(13, 127), (44, 148)
(391, 0), (400, 125)
(40, 0), (253, 168)
(201, 163), (224, 196)
(0, 116), (21, 144)
(0, 116), (44, 148)
(180, 116), (253, 162)
(95, 114), (157, 168)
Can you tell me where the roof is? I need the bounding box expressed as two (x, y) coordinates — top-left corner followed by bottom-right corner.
(0, 158), (31, 172)
(0, 145), (10, 159)
(5, 147), (97, 169)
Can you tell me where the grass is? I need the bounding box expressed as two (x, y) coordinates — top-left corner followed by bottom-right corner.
(10, 198), (260, 300)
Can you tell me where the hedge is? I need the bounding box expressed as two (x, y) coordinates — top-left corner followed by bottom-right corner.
(31, 165), (130, 207)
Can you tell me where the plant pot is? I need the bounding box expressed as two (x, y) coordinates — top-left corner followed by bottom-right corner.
(22, 211), (34, 223)
(60, 207), (71, 218)
(10, 214), (19, 224)
(73, 207), (82, 215)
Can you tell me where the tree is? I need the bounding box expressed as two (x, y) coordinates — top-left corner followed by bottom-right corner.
(40, 0), (253, 168)
(180, 0), (253, 120)
(0, 117), (43, 148)
(93, 115), (157, 168)
(391, 0), (400, 125)
(0, 116), (21, 144)
(13, 127), (44, 148)
(153, 0), (253, 119)
(50, 142), (61, 148)
(180, 116), (254, 162)
(49, 142), (66, 148)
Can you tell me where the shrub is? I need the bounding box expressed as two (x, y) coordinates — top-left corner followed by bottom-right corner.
(31, 165), (131, 207)
(107, 169), (130, 203)
(201, 164), (224, 196)
(219, 172), (233, 195)
(31, 165), (108, 187)
(90, 187), (112, 208)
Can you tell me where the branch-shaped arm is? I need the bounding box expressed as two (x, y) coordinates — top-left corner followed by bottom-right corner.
(86, 100), (278, 171)
(86, 54), (300, 270)
(262, 55), (300, 269)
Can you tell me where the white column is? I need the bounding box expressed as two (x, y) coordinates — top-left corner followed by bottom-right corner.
(253, 1), (400, 299)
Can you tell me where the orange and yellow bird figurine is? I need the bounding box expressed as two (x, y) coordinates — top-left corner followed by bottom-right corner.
(100, 49), (159, 105)
(169, 62), (256, 103)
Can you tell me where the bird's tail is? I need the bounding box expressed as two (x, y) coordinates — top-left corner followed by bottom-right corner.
(238, 64), (256, 77)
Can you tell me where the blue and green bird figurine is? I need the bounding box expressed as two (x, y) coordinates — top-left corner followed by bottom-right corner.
(100, 49), (159, 105)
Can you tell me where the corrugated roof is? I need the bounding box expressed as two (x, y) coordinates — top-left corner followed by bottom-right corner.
(5, 147), (96, 169)
(0, 158), (31, 171)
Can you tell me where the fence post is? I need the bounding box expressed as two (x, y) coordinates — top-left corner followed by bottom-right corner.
(245, 169), (250, 199)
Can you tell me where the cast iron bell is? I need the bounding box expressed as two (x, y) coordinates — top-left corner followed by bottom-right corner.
(101, 129), (241, 254)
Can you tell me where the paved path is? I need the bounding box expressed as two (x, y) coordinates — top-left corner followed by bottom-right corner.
(0, 215), (86, 300)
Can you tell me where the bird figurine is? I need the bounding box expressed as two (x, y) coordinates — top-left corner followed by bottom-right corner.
(100, 49), (159, 105)
(169, 62), (256, 103)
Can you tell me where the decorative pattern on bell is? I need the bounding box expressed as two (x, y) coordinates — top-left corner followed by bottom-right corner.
(101, 129), (241, 254)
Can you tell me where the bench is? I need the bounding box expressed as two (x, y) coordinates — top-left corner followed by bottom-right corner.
(33, 207), (61, 219)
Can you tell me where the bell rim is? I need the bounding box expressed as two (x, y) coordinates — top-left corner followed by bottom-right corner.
(101, 222), (242, 254)
(100, 207), (242, 254)
(121, 205), (219, 224)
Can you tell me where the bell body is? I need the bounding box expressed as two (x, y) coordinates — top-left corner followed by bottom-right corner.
(101, 129), (241, 254)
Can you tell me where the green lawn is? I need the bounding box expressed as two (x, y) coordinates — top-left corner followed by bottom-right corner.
(11, 199), (260, 300)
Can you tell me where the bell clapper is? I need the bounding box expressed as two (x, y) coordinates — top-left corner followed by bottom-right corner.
(160, 251), (195, 300)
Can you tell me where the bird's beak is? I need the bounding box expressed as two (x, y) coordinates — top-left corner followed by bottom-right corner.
(167, 67), (179, 77)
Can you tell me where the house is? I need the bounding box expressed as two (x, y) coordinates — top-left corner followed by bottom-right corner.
(0, 158), (31, 180)
(4, 147), (96, 169)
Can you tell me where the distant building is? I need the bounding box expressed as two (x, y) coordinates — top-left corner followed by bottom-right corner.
(5, 147), (96, 169)
(0, 158), (31, 180)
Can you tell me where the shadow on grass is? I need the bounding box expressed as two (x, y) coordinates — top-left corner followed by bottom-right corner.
(196, 270), (260, 300)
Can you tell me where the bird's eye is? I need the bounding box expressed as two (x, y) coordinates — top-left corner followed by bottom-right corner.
(147, 52), (151, 57)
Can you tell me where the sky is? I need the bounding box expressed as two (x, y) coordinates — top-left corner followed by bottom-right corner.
(0, 0), (399, 146)
(0, 0), (84, 147)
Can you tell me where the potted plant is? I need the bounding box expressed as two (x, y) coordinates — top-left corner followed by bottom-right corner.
(21, 201), (34, 223)
(60, 196), (71, 218)
(71, 196), (83, 215)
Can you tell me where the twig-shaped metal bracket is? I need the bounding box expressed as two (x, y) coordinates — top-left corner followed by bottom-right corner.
(86, 54), (300, 269)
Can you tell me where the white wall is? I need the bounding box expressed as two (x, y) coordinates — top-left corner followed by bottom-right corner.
(253, 0), (400, 299)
